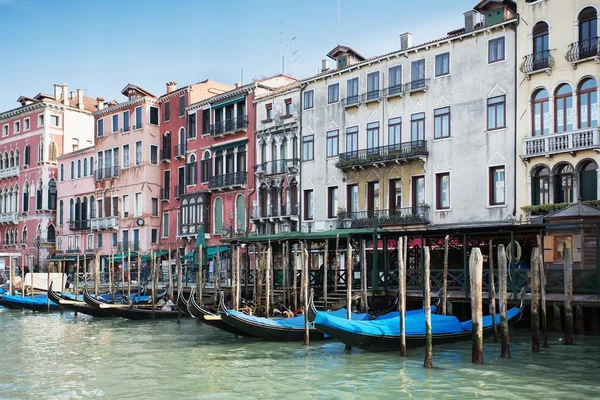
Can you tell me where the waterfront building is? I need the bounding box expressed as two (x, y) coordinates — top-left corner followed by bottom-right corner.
(0, 84), (96, 271)
(300, 1), (518, 233)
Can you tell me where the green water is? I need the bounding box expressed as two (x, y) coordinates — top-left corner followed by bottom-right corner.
(0, 307), (599, 399)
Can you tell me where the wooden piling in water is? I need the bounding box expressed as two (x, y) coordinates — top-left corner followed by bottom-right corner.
(531, 247), (540, 353)
(266, 241), (271, 318)
(334, 234), (339, 292)
(553, 302), (562, 332)
(75, 255), (80, 300)
(489, 240), (497, 342)
(231, 245), (237, 311)
(564, 247), (574, 345)
(575, 304), (585, 334)
(94, 252), (100, 297)
(120, 251), (125, 300)
(498, 244), (510, 358)
(292, 244), (297, 312)
(361, 239), (367, 312)
(537, 235), (548, 347)
(470, 247), (484, 364)
(423, 246), (433, 368)
(442, 235), (449, 316)
(346, 241), (353, 351)
(398, 236), (407, 357)
(237, 246), (242, 312)
(300, 241), (309, 345)
(282, 242), (288, 307)
(20, 255), (24, 298)
(257, 245), (263, 308)
(177, 247), (183, 323)
(323, 240), (328, 310)
(269, 242), (274, 312)
(198, 244), (203, 305)
(151, 251), (156, 319)
(215, 250), (222, 305)
(127, 247), (131, 303)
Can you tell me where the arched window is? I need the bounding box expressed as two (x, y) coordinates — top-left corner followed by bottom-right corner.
(59, 164), (64, 181)
(236, 194), (245, 233)
(189, 197), (197, 233)
(532, 89), (550, 136)
(2, 152), (7, 169)
(281, 138), (287, 160)
(181, 199), (189, 234)
(90, 195), (95, 219)
(48, 141), (57, 162)
(163, 132), (171, 158)
(83, 157), (88, 177)
(36, 180), (42, 210)
(532, 22), (550, 69)
(38, 141), (44, 163)
(201, 151), (212, 183)
(75, 198), (81, 223)
(186, 153), (197, 185)
(271, 141), (277, 163)
(532, 166), (550, 205)
(555, 84), (574, 133)
(578, 78), (598, 129)
(22, 227), (27, 245)
(23, 145), (30, 166)
(22, 182), (29, 212)
(77, 159), (82, 178)
(9, 151), (14, 168)
(197, 196), (204, 224)
(555, 164), (574, 203)
(82, 197), (88, 224)
(59, 200), (64, 226)
(261, 142), (267, 163)
(69, 198), (74, 222)
(14, 150), (18, 167)
(580, 160), (599, 201)
(90, 156), (94, 176)
(213, 197), (223, 234)
(179, 127), (186, 145)
(47, 224), (56, 243)
(70, 161), (75, 180)
(13, 185), (18, 214)
(47, 179), (57, 210)
(578, 7), (598, 58)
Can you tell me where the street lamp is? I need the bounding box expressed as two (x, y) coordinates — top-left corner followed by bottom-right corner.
(342, 218), (353, 229)
(221, 210), (235, 237)
(34, 228), (41, 273)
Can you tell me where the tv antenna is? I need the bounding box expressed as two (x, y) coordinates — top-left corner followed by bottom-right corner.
(280, 19), (284, 74)
(292, 37), (300, 77)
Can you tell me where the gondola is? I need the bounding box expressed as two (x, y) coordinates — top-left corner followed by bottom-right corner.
(176, 290), (191, 317)
(187, 286), (254, 336)
(0, 292), (62, 312)
(47, 284), (115, 318)
(311, 289), (525, 351)
(83, 289), (182, 320)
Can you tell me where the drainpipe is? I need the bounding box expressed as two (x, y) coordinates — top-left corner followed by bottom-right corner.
(246, 90), (256, 233)
(513, 19), (519, 219)
(298, 83), (307, 232)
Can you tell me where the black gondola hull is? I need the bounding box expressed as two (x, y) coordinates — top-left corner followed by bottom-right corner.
(187, 289), (254, 336)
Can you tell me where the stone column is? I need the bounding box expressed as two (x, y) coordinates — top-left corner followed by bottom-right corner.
(572, 174), (579, 203)
(548, 175), (555, 204)
(267, 187), (272, 217)
(596, 168), (600, 200)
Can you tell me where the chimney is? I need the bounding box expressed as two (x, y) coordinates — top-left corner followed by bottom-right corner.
(77, 89), (84, 110)
(400, 32), (413, 51)
(53, 84), (61, 101)
(464, 10), (478, 33)
(96, 97), (105, 110)
(321, 59), (330, 72)
(235, 83), (239, 89)
(166, 81), (177, 94)
(62, 84), (68, 105)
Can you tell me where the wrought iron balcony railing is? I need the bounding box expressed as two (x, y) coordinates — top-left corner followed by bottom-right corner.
(67, 220), (91, 231)
(252, 202), (299, 219)
(160, 147), (171, 161)
(341, 95), (360, 108)
(384, 85), (404, 98)
(522, 127), (600, 159)
(405, 79), (429, 93)
(566, 37), (600, 63)
(208, 172), (247, 189)
(520, 50), (554, 74)
(173, 144), (186, 159)
(161, 187), (171, 201)
(178, 222), (210, 237)
(336, 140), (428, 169)
(95, 165), (119, 181)
(175, 185), (186, 198)
(361, 90), (382, 103)
(117, 241), (140, 252)
(209, 115), (248, 137)
(340, 206), (430, 228)
(254, 158), (300, 175)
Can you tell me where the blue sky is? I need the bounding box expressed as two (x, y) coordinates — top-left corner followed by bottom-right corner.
(0, 0), (478, 110)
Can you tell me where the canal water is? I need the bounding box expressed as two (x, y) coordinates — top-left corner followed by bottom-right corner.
(0, 307), (598, 399)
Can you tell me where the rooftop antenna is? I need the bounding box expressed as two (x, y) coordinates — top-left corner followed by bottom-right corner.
(241, 69), (244, 85)
(292, 37), (300, 77)
(280, 19), (284, 74)
(337, 0), (340, 43)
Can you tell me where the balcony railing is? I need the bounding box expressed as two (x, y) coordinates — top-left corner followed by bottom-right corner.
(0, 166), (19, 179)
(336, 141), (428, 169)
(522, 127), (600, 159)
(341, 95), (360, 108)
(341, 206), (430, 228)
(209, 115), (248, 137)
(405, 79), (429, 93)
(0, 212), (18, 224)
(175, 185), (186, 198)
(566, 37), (600, 63)
(161, 147), (171, 161)
(66, 248), (81, 254)
(161, 187), (171, 201)
(208, 172), (247, 190)
(90, 216), (118, 230)
(178, 222), (210, 237)
(520, 50), (554, 75)
(384, 85), (404, 98)
(254, 158), (300, 175)
(95, 165), (119, 181)
(252, 202), (299, 219)
(68, 220), (91, 231)
(361, 90), (382, 103)
(174, 144), (186, 159)
(117, 241), (140, 252)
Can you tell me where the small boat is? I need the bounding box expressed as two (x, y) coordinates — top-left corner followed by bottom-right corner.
(177, 291), (191, 317)
(83, 289), (182, 320)
(0, 292), (61, 312)
(47, 284), (114, 318)
(187, 286), (254, 337)
(312, 289), (525, 351)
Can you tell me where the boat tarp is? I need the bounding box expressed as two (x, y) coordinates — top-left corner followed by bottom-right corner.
(226, 308), (370, 329)
(0, 293), (52, 306)
(24, 273), (67, 293)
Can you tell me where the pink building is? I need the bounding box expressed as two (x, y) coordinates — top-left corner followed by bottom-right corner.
(0, 84), (96, 271)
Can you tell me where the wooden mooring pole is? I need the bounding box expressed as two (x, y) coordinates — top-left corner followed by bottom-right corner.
(266, 241), (271, 318)
(292, 244), (297, 312)
(151, 251), (156, 320)
(198, 244), (203, 305)
(423, 246), (433, 368)
(334, 234), (340, 292)
(489, 240), (497, 342)
(301, 241), (309, 345)
(537, 235), (548, 347)
(564, 247), (574, 345)
(442, 235), (449, 316)
(177, 247), (183, 323)
(398, 236), (406, 357)
(360, 239), (367, 312)
(323, 240), (328, 311)
(470, 247), (483, 364)
(531, 247), (540, 352)
(498, 244), (510, 358)
(345, 240), (353, 350)
(576, 304), (585, 334)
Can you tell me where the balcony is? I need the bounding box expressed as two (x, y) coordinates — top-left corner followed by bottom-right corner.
(252, 202), (299, 220)
(336, 141), (428, 169)
(384, 85), (404, 99)
(0, 166), (19, 179)
(178, 222), (210, 237)
(254, 158), (300, 176)
(161, 147), (171, 162)
(0, 212), (18, 224)
(174, 144), (186, 159)
(208, 172), (247, 190)
(161, 187), (171, 201)
(66, 248), (81, 254)
(405, 79), (429, 94)
(117, 241), (140, 252)
(522, 127), (600, 159)
(95, 165), (119, 181)
(67, 220), (91, 231)
(175, 185), (186, 198)
(209, 115), (248, 138)
(361, 90), (382, 104)
(520, 50), (554, 77)
(90, 216), (118, 230)
(566, 37), (600, 66)
(342, 206), (430, 228)
(341, 95), (360, 108)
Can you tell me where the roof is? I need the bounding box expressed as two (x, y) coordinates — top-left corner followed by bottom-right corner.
(326, 45), (366, 61)
(254, 81), (300, 102)
(474, 0), (516, 12)
(120, 84), (156, 99)
(545, 202), (600, 220)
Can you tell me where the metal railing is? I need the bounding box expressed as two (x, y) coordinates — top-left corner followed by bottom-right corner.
(0, 166), (19, 179)
(0, 212), (18, 224)
(252, 202), (299, 219)
(95, 165), (119, 181)
(90, 216), (118, 230)
(178, 222), (210, 237)
(341, 206), (430, 228)
(254, 158), (300, 175)
(384, 85), (404, 97)
(566, 37), (599, 62)
(336, 140), (428, 169)
(174, 144), (186, 159)
(361, 89), (382, 103)
(68, 220), (91, 231)
(341, 95), (360, 108)
(208, 172), (247, 189)
(405, 79), (429, 92)
(520, 50), (554, 74)
(209, 115), (248, 137)
(161, 188), (170, 201)
(522, 127), (599, 158)
(160, 147), (171, 161)
(117, 241), (140, 252)
(175, 185), (186, 198)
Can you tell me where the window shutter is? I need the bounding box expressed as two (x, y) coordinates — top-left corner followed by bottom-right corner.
(543, 236), (555, 263)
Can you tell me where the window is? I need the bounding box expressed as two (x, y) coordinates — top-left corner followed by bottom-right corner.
(346, 78), (359, 105)
(555, 164), (574, 203)
(151, 229), (158, 244)
(346, 126), (358, 155)
(213, 198), (223, 234)
(578, 7), (598, 58)
(97, 234), (102, 248)
(489, 166), (505, 205)
(554, 236), (572, 262)
(59, 164), (64, 182)
(97, 119), (104, 137)
(580, 160), (598, 201)
(328, 84), (339, 103)
(266, 105), (273, 120)
(302, 135), (314, 161)
(411, 113), (425, 141)
(555, 85), (574, 133)
(327, 187), (338, 218)
(14, 121), (20, 133)
(22, 182), (29, 212)
(83, 158), (88, 177)
(150, 145), (158, 165)
(389, 179), (402, 210)
(38, 142), (44, 163)
(201, 151), (212, 183)
(77, 159), (82, 178)
(487, 96), (506, 130)
(50, 115), (59, 127)
(123, 195), (129, 218)
(303, 90), (314, 110)
(162, 213), (169, 237)
(24, 118), (30, 131)
(304, 190), (313, 220)
(337, 55), (347, 68)
(134, 193), (141, 217)
(434, 107), (450, 139)
(285, 99), (293, 115)
(347, 184), (358, 214)
(367, 122), (379, 152)
(112, 114), (119, 133)
(578, 78), (598, 129)
(186, 154), (197, 185)
(414, 176), (427, 211)
(179, 96), (185, 117)
(411, 59), (425, 88)
(2, 125), (7, 137)
(388, 66), (402, 94)
(123, 144), (130, 168)
(38, 114), (44, 127)
(367, 181), (380, 214)
(135, 141), (142, 165)
(70, 161), (75, 179)
(164, 101), (170, 122)
(436, 173), (450, 210)
(123, 111), (130, 133)
(532, 22), (550, 69)
(326, 130), (339, 157)
(367, 72), (380, 99)
(112, 232), (117, 247)
(58, 200), (64, 225)
(188, 113), (196, 138)
(388, 117), (402, 146)
(48, 142), (57, 162)
(23, 145), (30, 166)
(532, 89), (550, 136)
(135, 106), (142, 129)
(435, 52), (450, 76)
(90, 156), (94, 175)
(488, 37), (505, 63)
(151, 198), (159, 216)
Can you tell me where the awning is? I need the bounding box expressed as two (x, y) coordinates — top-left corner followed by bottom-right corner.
(221, 228), (385, 244)
(183, 246), (228, 260)
(47, 256), (78, 262)
(212, 95), (245, 108)
(112, 252), (138, 262)
(141, 250), (169, 261)
(211, 139), (248, 153)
